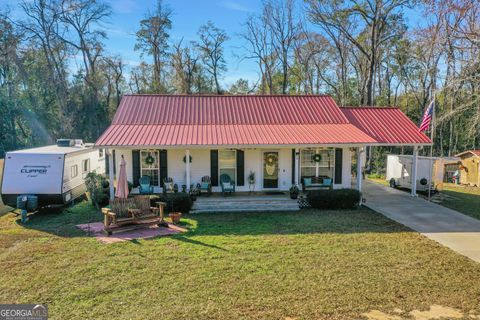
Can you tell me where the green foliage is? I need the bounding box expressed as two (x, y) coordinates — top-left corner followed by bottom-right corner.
(84, 172), (109, 209)
(307, 188), (361, 209)
(151, 193), (193, 214)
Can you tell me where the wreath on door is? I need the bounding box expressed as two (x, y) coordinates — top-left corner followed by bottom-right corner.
(312, 153), (322, 163)
(265, 154), (277, 176)
(145, 154), (155, 165)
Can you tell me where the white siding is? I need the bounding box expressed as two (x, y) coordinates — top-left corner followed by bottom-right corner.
(112, 147), (353, 193)
(63, 149), (106, 193)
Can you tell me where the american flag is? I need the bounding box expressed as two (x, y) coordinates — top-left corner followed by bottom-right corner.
(419, 100), (434, 132)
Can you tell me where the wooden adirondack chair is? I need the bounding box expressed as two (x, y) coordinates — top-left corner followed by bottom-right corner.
(199, 175), (212, 195)
(102, 196), (166, 236)
(162, 177), (178, 195)
(220, 174), (235, 196)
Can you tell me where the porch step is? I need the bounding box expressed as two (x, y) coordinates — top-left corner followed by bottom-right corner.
(191, 197), (300, 213)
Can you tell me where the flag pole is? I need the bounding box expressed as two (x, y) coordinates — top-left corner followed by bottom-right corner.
(428, 91), (435, 201)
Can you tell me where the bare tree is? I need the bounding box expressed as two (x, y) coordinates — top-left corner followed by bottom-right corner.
(134, 0), (172, 92)
(264, 0), (301, 94)
(307, 0), (411, 105)
(171, 39), (199, 94)
(240, 15), (277, 94)
(196, 21), (229, 94)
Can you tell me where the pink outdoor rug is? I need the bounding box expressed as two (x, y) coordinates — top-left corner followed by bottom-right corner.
(76, 222), (187, 244)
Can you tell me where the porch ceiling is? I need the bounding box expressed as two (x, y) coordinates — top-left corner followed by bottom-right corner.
(95, 123), (377, 147)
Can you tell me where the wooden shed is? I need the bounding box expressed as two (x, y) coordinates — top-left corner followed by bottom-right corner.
(455, 150), (480, 186)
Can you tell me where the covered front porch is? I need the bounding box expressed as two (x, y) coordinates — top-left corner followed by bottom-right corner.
(104, 145), (366, 199)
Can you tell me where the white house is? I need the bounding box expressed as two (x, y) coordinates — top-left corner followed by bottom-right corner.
(95, 95), (432, 198)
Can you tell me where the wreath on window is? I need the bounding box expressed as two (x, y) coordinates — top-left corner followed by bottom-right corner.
(312, 153), (322, 163)
(183, 155), (192, 163)
(145, 154), (155, 165)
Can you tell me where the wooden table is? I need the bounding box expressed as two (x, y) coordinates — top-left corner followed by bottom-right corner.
(155, 202), (168, 227)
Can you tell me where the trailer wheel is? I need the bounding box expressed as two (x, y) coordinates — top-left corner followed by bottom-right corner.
(389, 178), (397, 188)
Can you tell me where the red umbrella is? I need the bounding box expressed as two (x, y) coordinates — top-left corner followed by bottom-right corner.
(115, 155), (129, 198)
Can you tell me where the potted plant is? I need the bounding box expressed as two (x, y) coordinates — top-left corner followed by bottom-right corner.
(189, 184), (198, 202)
(168, 197), (182, 224)
(289, 185), (299, 199)
(169, 211), (182, 224)
(248, 171), (256, 193)
(248, 171), (256, 184)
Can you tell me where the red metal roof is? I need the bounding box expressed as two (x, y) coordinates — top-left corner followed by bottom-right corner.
(96, 95), (431, 147)
(96, 124), (376, 147)
(341, 107), (432, 145)
(111, 94), (349, 125)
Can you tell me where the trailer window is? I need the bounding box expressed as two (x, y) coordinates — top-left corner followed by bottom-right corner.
(98, 149), (104, 158)
(82, 159), (90, 173)
(71, 165), (78, 178)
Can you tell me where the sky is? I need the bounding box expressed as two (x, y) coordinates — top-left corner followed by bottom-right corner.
(102, 0), (264, 86)
(2, 0), (425, 88)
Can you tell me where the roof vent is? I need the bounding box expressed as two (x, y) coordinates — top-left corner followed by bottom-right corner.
(57, 139), (74, 147)
(73, 139), (84, 147)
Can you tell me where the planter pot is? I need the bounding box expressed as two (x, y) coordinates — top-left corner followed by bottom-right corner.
(169, 212), (182, 224)
(290, 193), (298, 200)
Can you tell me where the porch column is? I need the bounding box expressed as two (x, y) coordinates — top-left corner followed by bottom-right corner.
(295, 148), (300, 186)
(107, 148), (115, 200)
(411, 146), (418, 197)
(356, 147), (363, 193)
(185, 149), (191, 192)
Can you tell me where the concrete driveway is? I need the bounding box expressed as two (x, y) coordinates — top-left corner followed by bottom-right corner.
(363, 180), (480, 263)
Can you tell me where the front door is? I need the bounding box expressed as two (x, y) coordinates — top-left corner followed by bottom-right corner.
(263, 151), (279, 188)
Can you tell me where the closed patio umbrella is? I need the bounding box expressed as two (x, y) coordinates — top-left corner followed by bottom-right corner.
(115, 155), (129, 198)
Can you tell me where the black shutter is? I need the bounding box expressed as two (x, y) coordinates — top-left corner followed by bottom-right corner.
(132, 150), (141, 187)
(291, 149), (296, 184)
(236, 149), (244, 186)
(159, 150), (168, 185)
(210, 150), (219, 186)
(334, 148), (343, 184)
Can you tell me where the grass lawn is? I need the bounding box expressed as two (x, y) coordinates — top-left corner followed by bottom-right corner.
(1, 202), (480, 319)
(437, 183), (480, 220)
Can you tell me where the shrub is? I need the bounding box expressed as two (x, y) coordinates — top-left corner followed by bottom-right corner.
(150, 193), (193, 214)
(85, 172), (109, 209)
(306, 188), (360, 210)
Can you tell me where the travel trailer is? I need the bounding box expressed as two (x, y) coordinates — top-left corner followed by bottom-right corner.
(386, 154), (458, 192)
(1, 139), (105, 208)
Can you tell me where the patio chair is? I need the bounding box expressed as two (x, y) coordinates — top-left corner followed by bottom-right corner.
(200, 175), (212, 196)
(139, 175), (154, 194)
(163, 177), (178, 195)
(220, 174), (235, 196)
